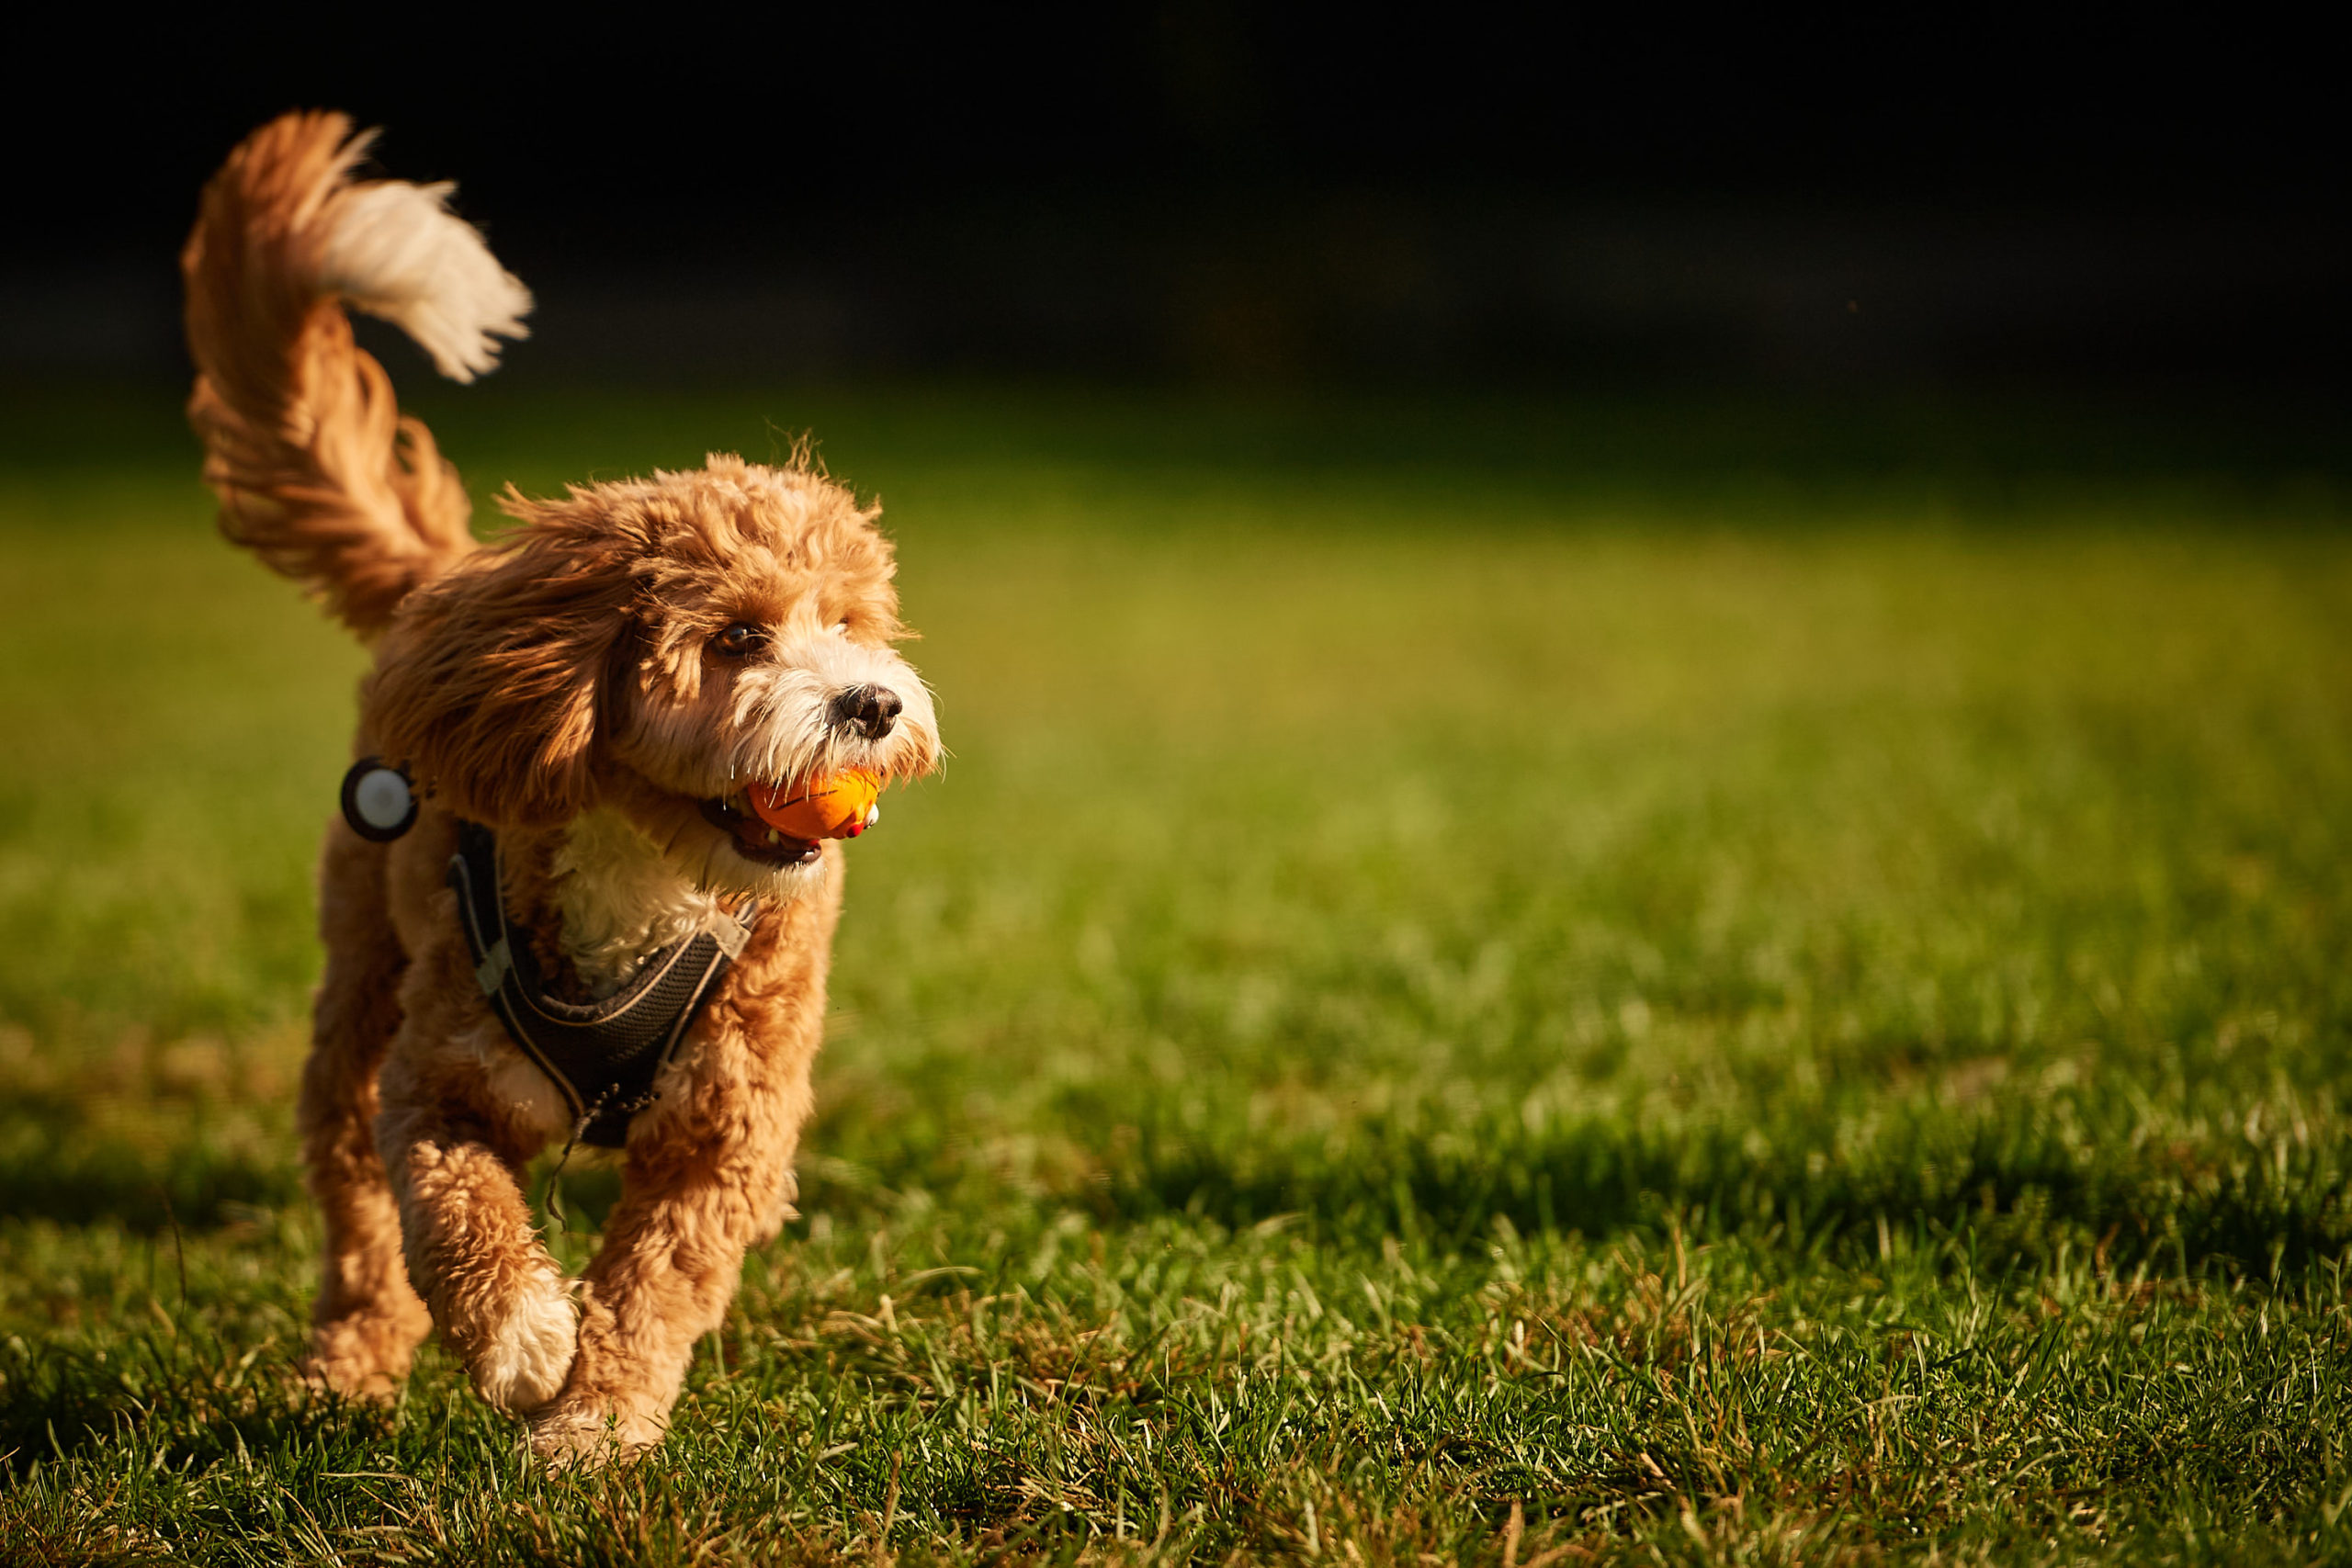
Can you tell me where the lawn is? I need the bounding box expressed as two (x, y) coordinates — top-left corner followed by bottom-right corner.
(1, 380), (2349, 1563)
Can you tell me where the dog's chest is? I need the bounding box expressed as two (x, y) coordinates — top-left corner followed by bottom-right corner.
(549, 808), (742, 997)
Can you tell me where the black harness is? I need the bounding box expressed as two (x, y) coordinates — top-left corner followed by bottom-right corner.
(445, 820), (756, 1147)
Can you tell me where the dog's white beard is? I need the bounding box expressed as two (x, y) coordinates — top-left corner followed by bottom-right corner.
(723, 635), (941, 788)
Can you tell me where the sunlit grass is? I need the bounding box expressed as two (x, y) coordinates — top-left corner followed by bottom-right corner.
(2, 385), (2348, 1562)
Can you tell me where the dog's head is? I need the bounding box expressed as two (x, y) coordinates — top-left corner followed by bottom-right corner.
(367, 455), (939, 896)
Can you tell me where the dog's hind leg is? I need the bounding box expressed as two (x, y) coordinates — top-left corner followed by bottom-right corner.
(299, 820), (432, 1398)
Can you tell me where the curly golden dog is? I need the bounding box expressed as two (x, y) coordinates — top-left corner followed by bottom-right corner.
(182, 112), (939, 1461)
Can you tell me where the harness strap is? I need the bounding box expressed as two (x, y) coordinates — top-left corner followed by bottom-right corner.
(446, 821), (757, 1148)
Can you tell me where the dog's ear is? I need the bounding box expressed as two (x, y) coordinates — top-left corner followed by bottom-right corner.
(365, 492), (642, 828)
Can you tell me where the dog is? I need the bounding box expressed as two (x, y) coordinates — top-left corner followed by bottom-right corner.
(181, 112), (940, 1461)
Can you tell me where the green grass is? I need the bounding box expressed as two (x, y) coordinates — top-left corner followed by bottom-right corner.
(2, 382), (2349, 1562)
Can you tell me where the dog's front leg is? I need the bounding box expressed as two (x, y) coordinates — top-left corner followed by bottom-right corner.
(375, 1044), (578, 1416)
(526, 1108), (795, 1463)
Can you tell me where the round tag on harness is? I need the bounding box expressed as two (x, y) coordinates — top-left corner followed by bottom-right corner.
(341, 757), (418, 841)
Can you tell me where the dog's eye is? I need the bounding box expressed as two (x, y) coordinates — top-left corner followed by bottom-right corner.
(712, 622), (765, 658)
(830, 619), (851, 637)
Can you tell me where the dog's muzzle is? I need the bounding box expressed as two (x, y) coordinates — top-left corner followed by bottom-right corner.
(831, 684), (902, 739)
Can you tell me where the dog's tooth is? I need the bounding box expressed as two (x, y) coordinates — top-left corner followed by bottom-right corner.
(766, 828), (782, 844)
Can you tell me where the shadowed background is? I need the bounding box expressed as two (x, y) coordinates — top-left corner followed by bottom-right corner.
(4, 9), (2351, 1562)
(6, 7), (2346, 393)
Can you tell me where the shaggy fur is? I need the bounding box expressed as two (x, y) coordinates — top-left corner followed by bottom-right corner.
(182, 112), (940, 1462)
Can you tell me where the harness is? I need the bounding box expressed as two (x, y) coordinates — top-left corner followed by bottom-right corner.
(444, 819), (757, 1148)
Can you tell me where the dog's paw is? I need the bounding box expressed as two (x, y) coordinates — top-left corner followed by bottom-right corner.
(469, 1276), (578, 1415)
(528, 1402), (666, 1471)
(302, 1304), (432, 1402)
(298, 1350), (403, 1404)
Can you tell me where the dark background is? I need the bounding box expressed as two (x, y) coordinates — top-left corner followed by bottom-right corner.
(5, 6), (2344, 395)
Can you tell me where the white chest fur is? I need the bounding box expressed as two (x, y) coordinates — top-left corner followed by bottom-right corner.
(551, 807), (743, 997)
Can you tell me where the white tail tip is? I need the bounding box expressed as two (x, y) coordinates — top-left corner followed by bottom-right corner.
(318, 179), (533, 383)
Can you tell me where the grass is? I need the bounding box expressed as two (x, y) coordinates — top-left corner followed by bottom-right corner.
(1, 378), (2349, 1562)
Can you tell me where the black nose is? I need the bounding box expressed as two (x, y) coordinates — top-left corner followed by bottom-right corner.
(831, 684), (903, 739)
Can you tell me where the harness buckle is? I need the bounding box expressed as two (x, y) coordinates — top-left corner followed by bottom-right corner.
(475, 936), (513, 997)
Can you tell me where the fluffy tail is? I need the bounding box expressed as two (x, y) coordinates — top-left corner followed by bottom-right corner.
(182, 112), (531, 638)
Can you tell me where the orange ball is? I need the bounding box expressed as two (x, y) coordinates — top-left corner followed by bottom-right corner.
(749, 770), (882, 840)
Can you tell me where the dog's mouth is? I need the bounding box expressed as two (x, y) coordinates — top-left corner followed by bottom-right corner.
(698, 793), (821, 867)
